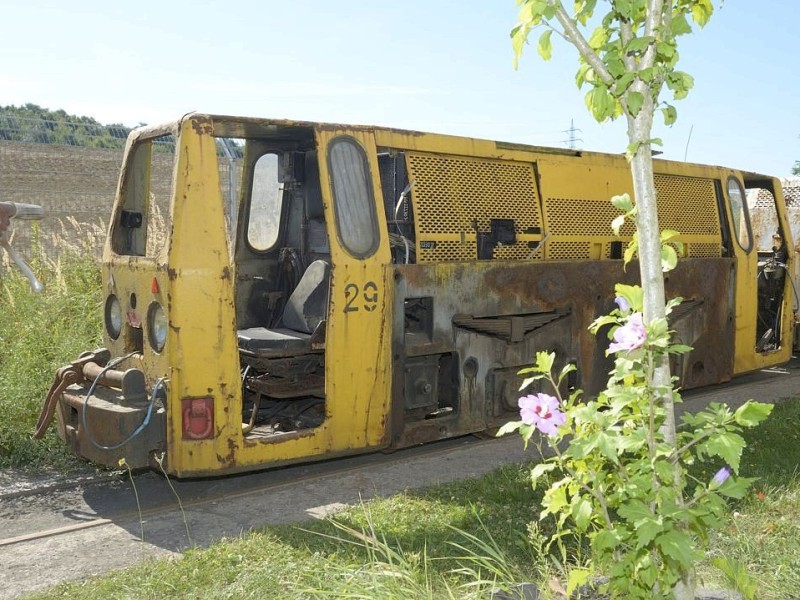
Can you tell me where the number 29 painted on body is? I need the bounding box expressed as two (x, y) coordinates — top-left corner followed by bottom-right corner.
(343, 281), (379, 313)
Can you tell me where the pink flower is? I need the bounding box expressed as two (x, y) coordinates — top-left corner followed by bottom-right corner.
(614, 296), (630, 312)
(608, 312), (646, 354)
(518, 393), (566, 436)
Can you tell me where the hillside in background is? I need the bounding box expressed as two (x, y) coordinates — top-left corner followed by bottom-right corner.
(0, 103), (134, 148)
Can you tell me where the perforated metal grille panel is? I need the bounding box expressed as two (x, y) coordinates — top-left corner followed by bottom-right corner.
(405, 153), (542, 262)
(544, 198), (637, 237)
(541, 174), (721, 260)
(654, 174), (720, 237)
(687, 243), (722, 257)
(547, 242), (593, 260)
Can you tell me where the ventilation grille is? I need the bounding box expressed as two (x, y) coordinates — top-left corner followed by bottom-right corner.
(654, 174), (720, 237)
(542, 174), (722, 260)
(406, 153), (542, 262)
(544, 198), (636, 238)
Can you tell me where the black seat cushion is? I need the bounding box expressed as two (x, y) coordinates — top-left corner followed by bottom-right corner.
(237, 327), (311, 353)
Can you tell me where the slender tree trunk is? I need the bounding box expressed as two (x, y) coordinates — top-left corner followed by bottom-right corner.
(627, 99), (695, 600)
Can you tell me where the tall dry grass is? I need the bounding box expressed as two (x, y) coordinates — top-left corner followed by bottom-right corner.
(0, 218), (103, 471)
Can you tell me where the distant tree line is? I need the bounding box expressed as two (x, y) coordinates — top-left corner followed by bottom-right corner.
(0, 104), (243, 158)
(0, 103), (134, 148)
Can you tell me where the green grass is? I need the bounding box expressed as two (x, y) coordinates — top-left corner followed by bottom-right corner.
(0, 249), (102, 472)
(24, 400), (800, 599)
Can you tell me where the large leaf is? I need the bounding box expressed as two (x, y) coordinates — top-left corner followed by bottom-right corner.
(655, 530), (697, 569)
(537, 29), (553, 60)
(703, 431), (746, 472)
(530, 461), (556, 490)
(717, 476), (757, 499)
(733, 400), (773, 427)
(627, 91), (644, 117)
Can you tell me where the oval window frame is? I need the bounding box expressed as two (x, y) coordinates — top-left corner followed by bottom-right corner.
(327, 136), (380, 259)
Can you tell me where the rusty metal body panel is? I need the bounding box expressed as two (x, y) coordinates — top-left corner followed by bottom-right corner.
(389, 258), (733, 449)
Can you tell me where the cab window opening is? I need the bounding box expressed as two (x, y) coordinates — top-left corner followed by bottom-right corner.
(111, 134), (174, 257)
(727, 176), (752, 253)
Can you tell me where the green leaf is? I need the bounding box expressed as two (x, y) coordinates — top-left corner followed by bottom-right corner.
(667, 71), (695, 100)
(611, 192), (633, 212)
(530, 462), (556, 489)
(669, 13), (692, 36)
(661, 244), (678, 272)
(592, 528), (622, 552)
(496, 420), (522, 437)
(661, 229), (681, 244)
(635, 516), (664, 550)
(656, 40), (676, 59)
(717, 476), (757, 500)
(704, 432), (746, 472)
(587, 26), (607, 50)
(662, 104), (678, 126)
(623, 232), (639, 266)
(627, 91), (644, 117)
(618, 500), (652, 524)
(557, 362), (577, 385)
(733, 400), (773, 427)
(511, 27), (528, 69)
(588, 87), (614, 122)
(575, 63), (591, 88)
(611, 214), (626, 236)
(572, 495), (593, 530)
(613, 72), (635, 96)
(536, 351), (555, 373)
(638, 66), (655, 83)
(566, 567), (592, 596)
(519, 375), (543, 390)
(668, 344), (693, 354)
(625, 36), (653, 55)
(537, 29), (553, 61)
(691, 0), (714, 27)
(655, 530), (697, 569)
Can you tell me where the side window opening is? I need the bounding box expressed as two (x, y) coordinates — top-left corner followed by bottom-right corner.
(111, 134), (174, 257)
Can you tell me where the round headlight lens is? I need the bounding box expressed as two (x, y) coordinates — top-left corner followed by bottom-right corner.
(147, 302), (168, 352)
(105, 295), (122, 340)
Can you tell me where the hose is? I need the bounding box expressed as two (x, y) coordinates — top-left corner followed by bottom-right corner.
(81, 352), (166, 451)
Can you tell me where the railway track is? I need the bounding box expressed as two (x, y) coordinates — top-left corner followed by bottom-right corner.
(1, 360), (798, 598)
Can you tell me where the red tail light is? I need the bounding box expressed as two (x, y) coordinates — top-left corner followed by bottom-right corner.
(182, 397), (214, 440)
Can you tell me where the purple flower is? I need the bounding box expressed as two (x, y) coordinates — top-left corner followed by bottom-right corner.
(614, 296), (630, 312)
(518, 393), (566, 436)
(608, 312), (646, 354)
(712, 466), (732, 486)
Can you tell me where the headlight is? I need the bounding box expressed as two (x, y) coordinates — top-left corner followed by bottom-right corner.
(147, 302), (168, 352)
(105, 295), (122, 340)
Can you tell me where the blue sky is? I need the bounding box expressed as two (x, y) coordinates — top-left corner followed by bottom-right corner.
(1, 0), (797, 175)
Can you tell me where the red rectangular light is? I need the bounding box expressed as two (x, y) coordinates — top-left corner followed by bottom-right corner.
(181, 397), (214, 440)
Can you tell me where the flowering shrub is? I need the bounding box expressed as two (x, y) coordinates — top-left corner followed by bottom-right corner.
(499, 282), (773, 598)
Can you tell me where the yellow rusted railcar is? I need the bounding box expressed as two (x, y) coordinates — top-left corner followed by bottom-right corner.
(35, 113), (793, 477)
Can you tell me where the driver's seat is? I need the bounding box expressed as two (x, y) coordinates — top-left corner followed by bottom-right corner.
(238, 260), (330, 356)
